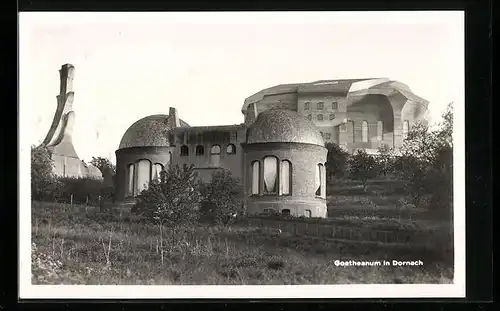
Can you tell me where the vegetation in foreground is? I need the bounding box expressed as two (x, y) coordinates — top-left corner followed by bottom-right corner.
(32, 202), (453, 285)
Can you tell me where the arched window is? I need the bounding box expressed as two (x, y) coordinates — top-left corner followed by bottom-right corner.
(152, 163), (164, 180)
(317, 114), (324, 121)
(305, 209), (312, 218)
(403, 120), (410, 138)
(251, 161), (260, 195)
(136, 159), (151, 193)
(263, 156), (278, 194)
(195, 145), (204, 156)
(362, 121), (368, 142)
(127, 164), (134, 196)
(210, 145), (221, 166)
(280, 160), (292, 195)
(180, 145), (189, 156)
(377, 121), (384, 141)
(315, 164), (323, 196)
(281, 209), (291, 216)
(226, 144), (236, 154)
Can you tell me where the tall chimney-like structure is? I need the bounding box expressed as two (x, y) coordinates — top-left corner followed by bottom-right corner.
(168, 107), (181, 128)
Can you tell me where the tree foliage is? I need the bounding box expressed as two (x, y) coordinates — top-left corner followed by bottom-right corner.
(132, 164), (202, 228)
(347, 149), (378, 191)
(199, 169), (244, 226)
(31, 145), (61, 201)
(394, 102), (453, 210)
(325, 142), (350, 180)
(375, 144), (396, 178)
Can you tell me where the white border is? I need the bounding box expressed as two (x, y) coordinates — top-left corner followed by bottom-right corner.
(18, 11), (465, 299)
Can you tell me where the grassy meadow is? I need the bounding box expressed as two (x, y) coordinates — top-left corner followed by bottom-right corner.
(31, 180), (454, 285)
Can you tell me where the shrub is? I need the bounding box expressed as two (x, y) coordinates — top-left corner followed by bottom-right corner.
(56, 177), (105, 206)
(325, 142), (350, 180)
(347, 150), (378, 191)
(31, 145), (62, 201)
(199, 169), (244, 226)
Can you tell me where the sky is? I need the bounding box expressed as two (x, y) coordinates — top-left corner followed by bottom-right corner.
(19, 11), (464, 164)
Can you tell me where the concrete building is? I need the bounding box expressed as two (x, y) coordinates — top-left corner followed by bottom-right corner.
(114, 78), (429, 218)
(40, 64), (102, 179)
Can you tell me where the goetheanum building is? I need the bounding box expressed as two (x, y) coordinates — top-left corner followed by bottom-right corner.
(113, 77), (430, 218)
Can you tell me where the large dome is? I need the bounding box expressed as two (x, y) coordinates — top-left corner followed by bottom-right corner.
(246, 108), (324, 146)
(118, 114), (189, 149)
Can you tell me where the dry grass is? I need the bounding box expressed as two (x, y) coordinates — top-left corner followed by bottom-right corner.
(31, 201), (453, 285)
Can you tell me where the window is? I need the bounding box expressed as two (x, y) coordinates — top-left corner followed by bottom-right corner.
(332, 102), (338, 110)
(230, 131), (237, 141)
(195, 145), (204, 156)
(263, 156), (278, 194)
(317, 102), (324, 110)
(317, 114), (324, 121)
(226, 144), (236, 154)
(180, 145), (189, 156)
(136, 159), (151, 193)
(325, 133), (331, 139)
(280, 160), (291, 195)
(281, 209), (291, 216)
(362, 121), (368, 143)
(210, 145), (221, 166)
(315, 164), (323, 196)
(152, 163), (164, 180)
(127, 164), (134, 196)
(305, 209), (312, 218)
(329, 114), (335, 120)
(377, 121), (384, 141)
(307, 114), (312, 121)
(304, 102), (310, 110)
(251, 161), (260, 195)
(403, 120), (410, 138)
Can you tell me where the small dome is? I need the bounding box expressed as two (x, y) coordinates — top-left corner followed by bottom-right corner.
(246, 108), (324, 146)
(118, 114), (189, 149)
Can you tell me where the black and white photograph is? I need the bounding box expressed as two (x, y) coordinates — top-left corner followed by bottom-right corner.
(19, 11), (465, 298)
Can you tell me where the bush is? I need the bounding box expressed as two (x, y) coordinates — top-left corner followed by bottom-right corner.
(347, 150), (378, 191)
(199, 169), (244, 226)
(325, 142), (350, 180)
(56, 177), (106, 206)
(31, 145), (62, 201)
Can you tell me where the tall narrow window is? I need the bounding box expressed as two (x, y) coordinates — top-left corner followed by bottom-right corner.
(315, 164), (323, 196)
(226, 144), (236, 154)
(280, 160), (291, 195)
(180, 145), (189, 156)
(195, 145), (204, 155)
(307, 114), (312, 121)
(304, 102), (310, 110)
(152, 163), (164, 180)
(251, 161), (260, 195)
(332, 102), (338, 110)
(377, 121), (384, 141)
(403, 120), (410, 138)
(127, 164), (134, 196)
(210, 145), (221, 166)
(317, 114), (324, 121)
(305, 210), (312, 218)
(136, 159), (151, 193)
(263, 156), (278, 194)
(351, 121), (355, 143)
(362, 121), (368, 142)
(317, 102), (324, 110)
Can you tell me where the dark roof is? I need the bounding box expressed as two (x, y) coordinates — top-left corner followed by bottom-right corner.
(246, 108), (324, 146)
(118, 114), (190, 149)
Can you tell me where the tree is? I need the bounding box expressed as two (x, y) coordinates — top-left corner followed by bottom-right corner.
(90, 156), (116, 203)
(31, 145), (61, 201)
(325, 142), (350, 180)
(394, 102), (453, 210)
(376, 144), (396, 178)
(347, 149), (378, 191)
(133, 164), (201, 230)
(199, 169), (244, 226)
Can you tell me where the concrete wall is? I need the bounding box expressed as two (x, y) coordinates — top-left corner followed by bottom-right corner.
(115, 146), (173, 201)
(245, 93), (298, 124)
(242, 142), (328, 218)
